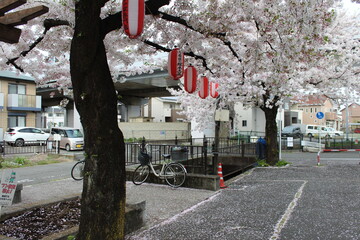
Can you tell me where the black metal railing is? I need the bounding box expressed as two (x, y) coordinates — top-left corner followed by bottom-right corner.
(125, 137), (257, 175)
(324, 138), (360, 149)
(1, 140), (59, 155)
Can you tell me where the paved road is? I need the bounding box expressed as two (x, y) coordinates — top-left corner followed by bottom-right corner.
(126, 152), (360, 240)
(0, 161), (76, 186)
(2, 151), (360, 239)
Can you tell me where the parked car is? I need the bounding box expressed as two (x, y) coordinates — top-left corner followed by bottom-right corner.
(48, 127), (84, 151)
(326, 127), (344, 137)
(354, 128), (360, 133)
(281, 125), (303, 138)
(4, 127), (50, 147)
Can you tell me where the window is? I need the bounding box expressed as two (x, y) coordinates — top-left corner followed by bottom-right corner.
(8, 84), (26, 94)
(18, 128), (31, 133)
(8, 115), (26, 127)
(242, 120), (247, 127)
(32, 128), (42, 134)
(310, 108), (313, 113)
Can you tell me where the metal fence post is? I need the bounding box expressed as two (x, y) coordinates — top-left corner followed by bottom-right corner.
(203, 136), (208, 175)
(141, 137), (146, 152)
(241, 140), (245, 157)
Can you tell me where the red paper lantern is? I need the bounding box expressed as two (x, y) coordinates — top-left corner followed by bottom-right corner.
(198, 76), (209, 99)
(122, 0), (145, 39)
(168, 48), (184, 80)
(210, 82), (219, 98)
(184, 65), (197, 93)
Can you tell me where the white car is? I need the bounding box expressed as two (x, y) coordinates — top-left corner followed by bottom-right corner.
(4, 127), (50, 147)
(326, 127), (344, 137)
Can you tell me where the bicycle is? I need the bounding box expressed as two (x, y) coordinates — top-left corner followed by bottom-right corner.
(132, 145), (187, 188)
(71, 159), (85, 181)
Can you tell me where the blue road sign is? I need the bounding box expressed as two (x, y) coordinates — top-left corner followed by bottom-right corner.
(316, 112), (324, 119)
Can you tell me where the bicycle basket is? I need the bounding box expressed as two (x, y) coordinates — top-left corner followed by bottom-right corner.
(138, 151), (151, 165)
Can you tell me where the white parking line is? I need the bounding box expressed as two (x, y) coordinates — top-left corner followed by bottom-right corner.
(270, 180), (307, 240)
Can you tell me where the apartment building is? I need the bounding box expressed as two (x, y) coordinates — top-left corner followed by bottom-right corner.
(0, 71), (42, 138)
(340, 103), (360, 128)
(142, 97), (186, 122)
(43, 106), (65, 128)
(291, 95), (341, 129)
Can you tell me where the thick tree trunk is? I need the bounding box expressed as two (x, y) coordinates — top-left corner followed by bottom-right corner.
(70, 1), (126, 239)
(260, 105), (280, 166)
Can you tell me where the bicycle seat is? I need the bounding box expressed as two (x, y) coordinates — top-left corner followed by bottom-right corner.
(162, 154), (171, 159)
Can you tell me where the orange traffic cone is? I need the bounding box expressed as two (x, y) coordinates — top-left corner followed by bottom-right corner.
(217, 163), (227, 189)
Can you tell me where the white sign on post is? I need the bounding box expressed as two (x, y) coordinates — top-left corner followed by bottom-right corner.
(215, 109), (229, 121)
(0, 170), (18, 206)
(54, 134), (61, 141)
(287, 137), (294, 147)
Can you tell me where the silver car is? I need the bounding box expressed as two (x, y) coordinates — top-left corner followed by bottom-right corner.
(49, 127), (84, 151)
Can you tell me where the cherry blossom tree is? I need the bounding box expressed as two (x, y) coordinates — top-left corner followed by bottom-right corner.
(1, 0), (360, 239)
(169, 0), (360, 165)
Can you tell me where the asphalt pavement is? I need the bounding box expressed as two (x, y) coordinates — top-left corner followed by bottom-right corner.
(1, 151), (360, 240)
(126, 152), (360, 240)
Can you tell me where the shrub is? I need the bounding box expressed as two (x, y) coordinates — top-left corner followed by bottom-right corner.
(257, 159), (269, 167)
(15, 157), (27, 165)
(276, 160), (290, 167)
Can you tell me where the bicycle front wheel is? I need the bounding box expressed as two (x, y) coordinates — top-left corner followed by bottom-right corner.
(164, 163), (186, 188)
(133, 165), (150, 185)
(71, 160), (85, 181)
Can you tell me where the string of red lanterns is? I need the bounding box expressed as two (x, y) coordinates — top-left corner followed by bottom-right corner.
(121, 2), (219, 99)
(168, 49), (219, 99)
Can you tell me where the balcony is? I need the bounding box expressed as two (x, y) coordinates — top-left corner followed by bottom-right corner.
(0, 93), (3, 109)
(7, 94), (41, 112)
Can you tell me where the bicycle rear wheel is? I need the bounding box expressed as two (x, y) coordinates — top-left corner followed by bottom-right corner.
(164, 163), (186, 188)
(71, 160), (85, 181)
(133, 165), (150, 185)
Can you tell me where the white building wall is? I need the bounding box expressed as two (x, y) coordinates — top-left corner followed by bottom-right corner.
(234, 103), (266, 133)
(234, 102), (285, 134)
(151, 98), (165, 122)
(73, 103), (82, 130)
